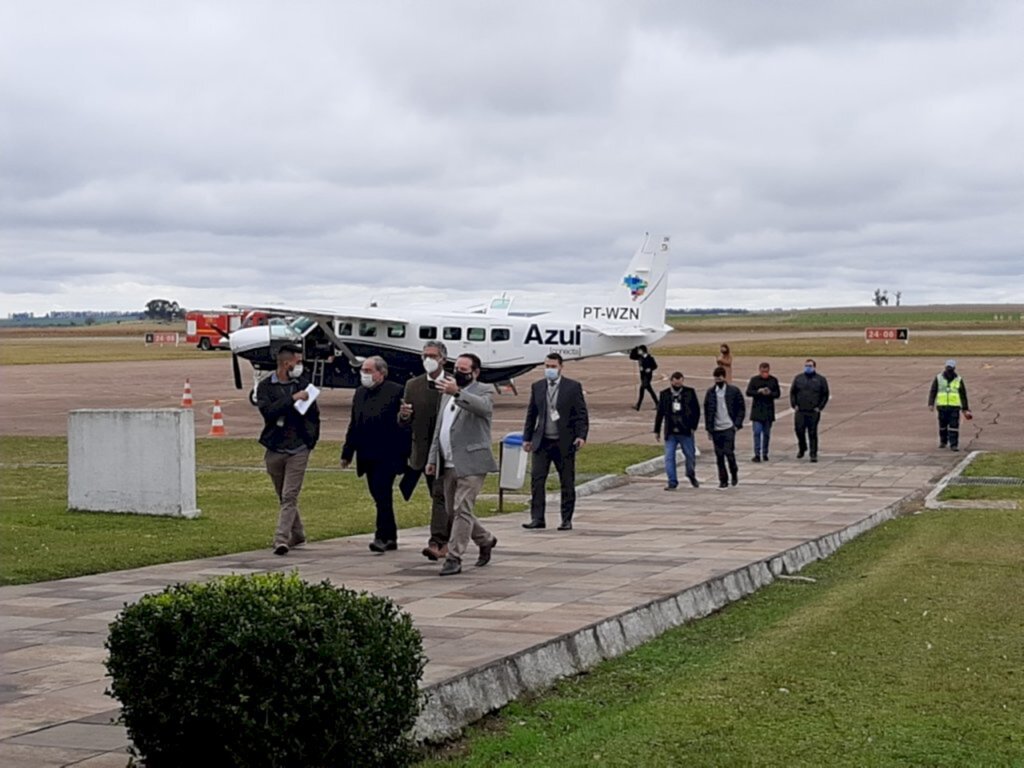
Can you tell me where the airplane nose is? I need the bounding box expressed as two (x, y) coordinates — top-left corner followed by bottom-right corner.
(230, 326), (271, 354)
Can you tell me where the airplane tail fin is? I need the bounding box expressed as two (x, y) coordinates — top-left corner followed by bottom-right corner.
(584, 234), (670, 331)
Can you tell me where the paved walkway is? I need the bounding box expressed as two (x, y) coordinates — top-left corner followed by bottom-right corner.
(0, 450), (958, 766)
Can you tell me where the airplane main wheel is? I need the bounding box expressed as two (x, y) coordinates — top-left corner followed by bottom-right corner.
(199, 337), (212, 351)
(249, 388), (258, 406)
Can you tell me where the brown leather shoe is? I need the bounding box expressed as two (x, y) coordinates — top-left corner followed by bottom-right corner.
(421, 544), (444, 561)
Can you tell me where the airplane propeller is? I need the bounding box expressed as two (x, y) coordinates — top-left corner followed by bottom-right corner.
(231, 351), (243, 390)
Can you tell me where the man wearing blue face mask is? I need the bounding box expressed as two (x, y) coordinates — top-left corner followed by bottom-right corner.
(790, 358), (830, 462)
(522, 353), (590, 530)
(257, 345), (320, 556)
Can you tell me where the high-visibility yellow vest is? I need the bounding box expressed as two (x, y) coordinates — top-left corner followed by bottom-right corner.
(935, 374), (962, 408)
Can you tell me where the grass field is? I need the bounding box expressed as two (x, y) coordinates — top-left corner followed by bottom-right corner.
(669, 308), (1023, 332)
(0, 437), (661, 585)
(938, 451), (1024, 506)
(419, 504), (1024, 767)
(657, 334), (1023, 359)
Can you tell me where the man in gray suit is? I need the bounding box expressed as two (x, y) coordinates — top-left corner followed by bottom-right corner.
(426, 353), (499, 576)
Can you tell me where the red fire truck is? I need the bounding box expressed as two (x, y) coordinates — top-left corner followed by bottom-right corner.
(185, 310), (270, 350)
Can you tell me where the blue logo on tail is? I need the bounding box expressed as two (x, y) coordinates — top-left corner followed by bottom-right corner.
(623, 274), (648, 301)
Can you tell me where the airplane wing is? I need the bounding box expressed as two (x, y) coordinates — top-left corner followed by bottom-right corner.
(227, 304), (409, 324)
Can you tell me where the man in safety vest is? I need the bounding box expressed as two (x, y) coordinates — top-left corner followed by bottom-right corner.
(928, 359), (972, 452)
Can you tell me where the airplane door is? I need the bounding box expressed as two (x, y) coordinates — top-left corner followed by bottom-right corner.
(489, 327), (511, 362)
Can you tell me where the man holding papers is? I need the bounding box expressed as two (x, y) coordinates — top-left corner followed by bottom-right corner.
(256, 344), (321, 556)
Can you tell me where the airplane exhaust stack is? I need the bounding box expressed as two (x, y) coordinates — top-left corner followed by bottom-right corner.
(180, 378), (193, 409)
(208, 400), (227, 437)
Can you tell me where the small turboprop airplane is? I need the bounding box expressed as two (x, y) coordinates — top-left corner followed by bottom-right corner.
(226, 234), (672, 402)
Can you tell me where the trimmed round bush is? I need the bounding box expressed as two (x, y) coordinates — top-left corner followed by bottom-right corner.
(105, 571), (426, 767)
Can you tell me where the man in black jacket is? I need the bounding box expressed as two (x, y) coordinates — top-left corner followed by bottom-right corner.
(257, 345), (321, 556)
(522, 353), (589, 531)
(704, 366), (745, 489)
(654, 371), (701, 489)
(790, 358), (830, 462)
(745, 362), (781, 462)
(341, 356), (410, 553)
(629, 345), (659, 410)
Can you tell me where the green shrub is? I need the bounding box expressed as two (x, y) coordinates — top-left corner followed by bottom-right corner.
(105, 571), (426, 767)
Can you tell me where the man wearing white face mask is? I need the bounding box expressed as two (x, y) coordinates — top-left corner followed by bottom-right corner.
(522, 353), (589, 531)
(257, 345), (320, 555)
(341, 356), (410, 552)
(398, 341), (451, 561)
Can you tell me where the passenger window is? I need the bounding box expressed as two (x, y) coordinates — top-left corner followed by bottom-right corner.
(491, 328), (511, 342)
(387, 324), (406, 339)
(359, 322), (378, 337)
(336, 322), (353, 336)
(467, 327), (486, 342)
(443, 327), (462, 341)
(419, 326), (437, 340)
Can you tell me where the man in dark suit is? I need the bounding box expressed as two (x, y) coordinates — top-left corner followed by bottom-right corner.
(704, 365), (746, 489)
(340, 355), (410, 553)
(653, 371), (701, 490)
(522, 353), (589, 531)
(399, 341), (450, 561)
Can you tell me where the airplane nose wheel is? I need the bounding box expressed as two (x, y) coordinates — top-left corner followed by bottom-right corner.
(249, 388), (258, 406)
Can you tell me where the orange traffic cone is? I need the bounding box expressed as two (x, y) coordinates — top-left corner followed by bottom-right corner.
(208, 400), (227, 436)
(181, 378), (193, 409)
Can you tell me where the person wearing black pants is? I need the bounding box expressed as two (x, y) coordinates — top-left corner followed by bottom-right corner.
(630, 345), (659, 410)
(704, 366), (746, 489)
(522, 354), (589, 531)
(790, 358), (830, 462)
(340, 356), (410, 552)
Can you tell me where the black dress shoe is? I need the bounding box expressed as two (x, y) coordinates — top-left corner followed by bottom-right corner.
(797, 449), (806, 459)
(664, 484), (678, 491)
(751, 455), (761, 463)
(369, 539), (394, 553)
(763, 455), (769, 462)
(475, 537), (497, 567)
(810, 455), (818, 463)
(439, 557), (462, 576)
(688, 475), (700, 488)
(557, 521), (573, 531)
(731, 475), (738, 486)
(522, 520), (546, 529)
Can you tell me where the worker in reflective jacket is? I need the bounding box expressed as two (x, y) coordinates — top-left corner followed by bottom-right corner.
(927, 359), (972, 452)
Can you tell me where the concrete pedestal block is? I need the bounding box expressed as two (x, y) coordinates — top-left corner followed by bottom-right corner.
(68, 409), (200, 518)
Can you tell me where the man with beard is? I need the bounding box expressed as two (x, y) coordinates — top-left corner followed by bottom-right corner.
(654, 371), (701, 489)
(704, 366), (745, 489)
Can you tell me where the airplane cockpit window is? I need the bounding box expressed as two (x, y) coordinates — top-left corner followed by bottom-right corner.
(467, 327), (486, 342)
(387, 324), (406, 339)
(443, 327), (462, 341)
(336, 321), (353, 336)
(359, 322), (378, 337)
(491, 328), (511, 342)
(269, 323), (301, 342)
(418, 326), (437, 340)
(290, 317), (316, 334)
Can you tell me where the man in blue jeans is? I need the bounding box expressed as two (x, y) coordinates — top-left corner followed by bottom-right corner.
(745, 362), (781, 462)
(654, 371), (702, 490)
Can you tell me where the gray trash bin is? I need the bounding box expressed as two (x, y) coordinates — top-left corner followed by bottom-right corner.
(499, 432), (528, 490)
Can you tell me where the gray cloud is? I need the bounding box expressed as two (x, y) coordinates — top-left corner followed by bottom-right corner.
(1, 1), (1022, 315)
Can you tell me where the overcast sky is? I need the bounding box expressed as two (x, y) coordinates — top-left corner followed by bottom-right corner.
(2, 1), (1022, 316)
